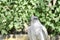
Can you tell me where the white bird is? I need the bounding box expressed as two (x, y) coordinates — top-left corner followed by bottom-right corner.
(28, 15), (48, 40)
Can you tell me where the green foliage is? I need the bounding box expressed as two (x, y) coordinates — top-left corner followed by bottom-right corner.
(0, 0), (40, 34)
(0, 0), (60, 35)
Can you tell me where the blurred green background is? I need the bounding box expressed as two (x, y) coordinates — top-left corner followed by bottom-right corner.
(0, 0), (60, 35)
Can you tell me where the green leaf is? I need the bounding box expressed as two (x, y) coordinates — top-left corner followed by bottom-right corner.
(8, 21), (13, 29)
(1, 30), (7, 35)
(58, 1), (60, 4)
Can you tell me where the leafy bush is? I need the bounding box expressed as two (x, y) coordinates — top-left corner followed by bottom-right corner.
(0, 0), (60, 35)
(0, 0), (40, 34)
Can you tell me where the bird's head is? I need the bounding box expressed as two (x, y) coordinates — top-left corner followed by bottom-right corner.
(31, 15), (38, 23)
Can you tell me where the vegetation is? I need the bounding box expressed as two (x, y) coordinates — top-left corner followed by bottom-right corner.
(0, 0), (60, 35)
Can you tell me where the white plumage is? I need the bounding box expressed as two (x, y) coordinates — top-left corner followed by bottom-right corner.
(28, 16), (48, 40)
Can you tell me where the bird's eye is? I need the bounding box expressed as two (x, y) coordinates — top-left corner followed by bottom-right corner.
(34, 18), (37, 20)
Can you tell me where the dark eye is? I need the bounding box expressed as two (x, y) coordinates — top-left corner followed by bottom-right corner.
(34, 18), (37, 20)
